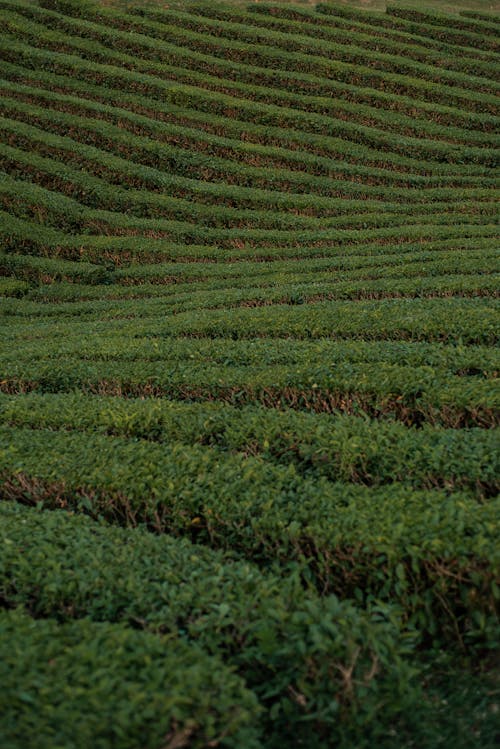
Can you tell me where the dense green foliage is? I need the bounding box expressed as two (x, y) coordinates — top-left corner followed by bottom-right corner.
(0, 502), (418, 746)
(0, 607), (262, 749)
(0, 1), (498, 747)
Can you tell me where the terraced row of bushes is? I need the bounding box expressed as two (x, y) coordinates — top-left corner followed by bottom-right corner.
(1, 427), (498, 646)
(1, 1), (498, 746)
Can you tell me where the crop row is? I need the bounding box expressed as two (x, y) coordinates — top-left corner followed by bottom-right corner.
(197, 3), (499, 63)
(1, 289), (497, 342)
(4, 326), (498, 373)
(3, 10), (498, 160)
(76, 5), (500, 102)
(112, 247), (499, 285)
(0, 277), (31, 297)
(4, 104), (498, 209)
(78, 1), (498, 96)
(0, 606), (261, 749)
(1, 426), (498, 648)
(2, 12), (499, 159)
(4, 210), (497, 266)
(0, 174), (448, 243)
(2, 250), (497, 302)
(0, 251), (109, 285)
(3, 233), (497, 278)
(1, 45), (496, 178)
(316, 3), (499, 54)
(70, 273), (500, 306)
(5, 174), (494, 249)
(4, 142), (408, 232)
(3, 273), (493, 311)
(188, 2), (499, 79)
(25, 1), (500, 104)
(1, 354), (497, 427)
(8, 124), (489, 227)
(461, 10), (500, 25)
(0, 3), (497, 745)
(0, 106), (498, 215)
(3, 74), (497, 195)
(4, 148), (496, 241)
(14, 0), (500, 108)
(0, 500), (425, 746)
(109, 1), (500, 78)
(386, 6), (500, 39)
(1, 392), (496, 497)
(3, 76), (497, 194)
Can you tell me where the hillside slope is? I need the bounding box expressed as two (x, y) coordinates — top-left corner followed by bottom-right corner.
(0, 1), (499, 747)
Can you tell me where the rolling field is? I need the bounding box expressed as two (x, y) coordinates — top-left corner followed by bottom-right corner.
(0, 0), (499, 747)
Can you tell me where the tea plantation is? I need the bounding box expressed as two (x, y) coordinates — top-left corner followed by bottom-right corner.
(0, 0), (499, 746)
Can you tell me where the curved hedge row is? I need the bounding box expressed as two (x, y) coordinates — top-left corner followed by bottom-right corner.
(0, 501), (422, 746)
(0, 607), (262, 749)
(1, 2), (498, 745)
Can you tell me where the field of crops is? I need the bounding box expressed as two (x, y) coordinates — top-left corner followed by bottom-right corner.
(0, 0), (499, 746)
